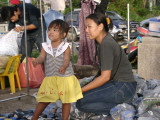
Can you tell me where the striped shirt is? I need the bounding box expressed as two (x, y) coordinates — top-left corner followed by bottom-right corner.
(45, 47), (74, 77)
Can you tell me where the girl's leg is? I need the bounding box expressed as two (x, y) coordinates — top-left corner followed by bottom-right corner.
(31, 102), (50, 120)
(62, 103), (71, 120)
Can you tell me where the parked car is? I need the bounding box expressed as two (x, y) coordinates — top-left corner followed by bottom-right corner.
(106, 11), (139, 40)
(64, 10), (80, 42)
(65, 10), (139, 41)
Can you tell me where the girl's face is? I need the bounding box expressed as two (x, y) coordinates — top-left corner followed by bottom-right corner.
(86, 18), (101, 40)
(48, 27), (62, 42)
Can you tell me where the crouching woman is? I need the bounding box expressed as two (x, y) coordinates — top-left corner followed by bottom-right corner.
(76, 13), (137, 115)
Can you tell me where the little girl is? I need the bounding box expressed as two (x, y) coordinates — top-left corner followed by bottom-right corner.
(31, 19), (83, 120)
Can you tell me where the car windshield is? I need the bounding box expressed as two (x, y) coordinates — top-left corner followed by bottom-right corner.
(65, 13), (78, 22)
(107, 12), (123, 20)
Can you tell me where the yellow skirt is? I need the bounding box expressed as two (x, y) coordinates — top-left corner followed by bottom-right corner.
(36, 75), (83, 103)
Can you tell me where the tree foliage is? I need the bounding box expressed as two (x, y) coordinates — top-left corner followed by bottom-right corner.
(1, 0), (160, 22)
(0, 0), (9, 7)
(66, 0), (160, 21)
(107, 0), (160, 21)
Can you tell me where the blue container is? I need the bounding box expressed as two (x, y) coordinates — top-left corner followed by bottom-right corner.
(9, 118), (17, 120)
(0, 117), (5, 120)
(149, 18), (160, 37)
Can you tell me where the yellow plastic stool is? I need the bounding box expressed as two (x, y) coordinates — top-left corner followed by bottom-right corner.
(0, 54), (22, 93)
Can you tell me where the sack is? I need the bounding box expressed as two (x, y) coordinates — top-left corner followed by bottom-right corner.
(0, 56), (12, 73)
(0, 30), (19, 56)
(18, 58), (45, 88)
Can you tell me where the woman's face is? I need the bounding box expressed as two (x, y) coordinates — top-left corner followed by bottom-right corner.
(86, 18), (101, 40)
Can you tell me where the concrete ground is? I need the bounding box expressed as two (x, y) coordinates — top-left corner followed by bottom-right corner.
(0, 87), (39, 114)
(0, 69), (137, 115)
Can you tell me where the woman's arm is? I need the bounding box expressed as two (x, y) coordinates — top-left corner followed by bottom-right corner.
(32, 47), (46, 67)
(82, 70), (111, 93)
(58, 46), (70, 74)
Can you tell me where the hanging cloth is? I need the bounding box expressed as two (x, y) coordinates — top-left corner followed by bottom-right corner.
(43, 9), (64, 29)
(77, 0), (96, 65)
(25, 0), (31, 3)
(94, 0), (109, 14)
(50, 0), (65, 11)
(10, 0), (20, 4)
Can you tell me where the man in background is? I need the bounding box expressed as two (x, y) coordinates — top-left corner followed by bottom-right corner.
(1, 3), (46, 61)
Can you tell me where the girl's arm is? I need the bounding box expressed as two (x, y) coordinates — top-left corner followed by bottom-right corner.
(82, 70), (111, 93)
(58, 46), (71, 74)
(32, 47), (46, 67)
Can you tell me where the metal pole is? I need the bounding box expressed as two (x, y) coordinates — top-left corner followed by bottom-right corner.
(39, 0), (45, 42)
(23, 0), (30, 94)
(37, 0), (39, 8)
(8, 0), (10, 6)
(127, 3), (130, 56)
(0, 94), (27, 103)
(70, 0), (74, 64)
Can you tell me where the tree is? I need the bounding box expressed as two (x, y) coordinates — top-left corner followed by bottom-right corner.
(108, 0), (160, 21)
(143, 0), (147, 8)
(0, 0), (9, 7)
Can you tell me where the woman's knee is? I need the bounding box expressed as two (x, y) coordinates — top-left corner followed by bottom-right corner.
(114, 82), (136, 103)
(76, 100), (81, 110)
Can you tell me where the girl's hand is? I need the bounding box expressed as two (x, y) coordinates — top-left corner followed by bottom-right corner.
(58, 66), (66, 74)
(32, 59), (38, 67)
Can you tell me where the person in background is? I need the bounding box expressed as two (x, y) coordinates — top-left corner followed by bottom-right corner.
(31, 19), (83, 120)
(76, 13), (137, 115)
(1, 3), (46, 61)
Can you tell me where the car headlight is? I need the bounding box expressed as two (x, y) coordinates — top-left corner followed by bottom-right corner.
(75, 26), (80, 35)
(119, 24), (127, 28)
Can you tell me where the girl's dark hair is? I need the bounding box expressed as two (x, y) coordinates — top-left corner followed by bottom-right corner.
(48, 19), (69, 38)
(86, 13), (109, 33)
(1, 5), (18, 21)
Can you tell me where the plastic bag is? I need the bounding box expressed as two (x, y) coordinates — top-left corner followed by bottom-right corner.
(138, 92), (160, 115)
(79, 76), (94, 87)
(0, 30), (19, 56)
(110, 103), (135, 120)
(134, 74), (147, 96)
(18, 58), (45, 88)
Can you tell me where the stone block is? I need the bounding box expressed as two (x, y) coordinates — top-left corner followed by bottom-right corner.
(138, 36), (160, 80)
